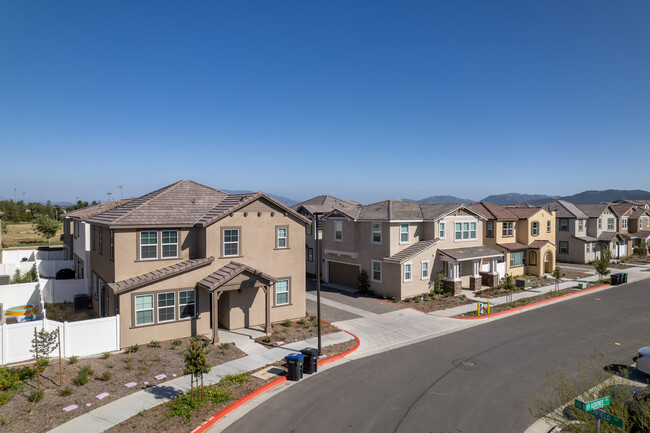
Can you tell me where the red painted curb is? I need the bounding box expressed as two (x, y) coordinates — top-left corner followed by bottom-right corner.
(446, 284), (611, 320)
(190, 321), (360, 433)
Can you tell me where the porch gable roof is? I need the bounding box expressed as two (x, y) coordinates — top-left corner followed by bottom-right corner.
(439, 246), (503, 261)
(383, 239), (439, 263)
(197, 261), (277, 292)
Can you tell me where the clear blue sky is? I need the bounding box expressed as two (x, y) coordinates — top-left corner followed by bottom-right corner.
(1, 1), (649, 204)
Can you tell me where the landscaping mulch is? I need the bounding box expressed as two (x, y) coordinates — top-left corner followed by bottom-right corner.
(474, 286), (526, 299)
(458, 282), (605, 317)
(558, 269), (593, 280)
(255, 315), (339, 347)
(389, 294), (474, 313)
(0, 336), (245, 433)
(609, 263), (634, 269)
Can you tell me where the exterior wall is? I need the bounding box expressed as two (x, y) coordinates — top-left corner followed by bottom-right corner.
(62, 218), (73, 260)
(0, 217), (2, 264)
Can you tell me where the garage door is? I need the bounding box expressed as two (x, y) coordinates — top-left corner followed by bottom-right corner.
(328, 261), (360, 288)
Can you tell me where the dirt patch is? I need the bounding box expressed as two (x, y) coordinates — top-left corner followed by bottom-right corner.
(45, 302), (97, 322)
(320, 338), (357, 357)
(459, 282), (606, 317)
(255, 315), (339, 347)
(389, 294), (473, 313)
(558, 268), (593, 280)
(2, 223), (64, 247)
(474, 287), (526, 299)
(0, 336), (245, 433)
(609, 263), (634, 269)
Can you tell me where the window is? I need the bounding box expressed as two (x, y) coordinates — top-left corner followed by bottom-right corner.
(439, 222), (446, 239)
(306, 223), (312, 236)
(598, 218), (602, 229)
(400, 224), (409, 243)
(421, 261), (429, 280)
(622, 218), (628, 229)
(140, 231), (158, 260)
(586, 243), (591, 253)
(179, 290), (196, 318)
(578, 220), (584, 231)
(277, 227), (288, 249)
(559, 219), (568, 231)
(531, 222), (539, 236)
(223, 229), (239, 256)
(455, 222), (477, 240)
(162, 230), (178, 258)
(372, 223), (382, 243)
(275, 279), (289, 306)
(99, 228), (103, 254)
(334, 221), (343, 241)
(510, 251), (523, 267)
(307, 248), (313, 262)
(547, 220), (552, 233)
(317, 219), (323, 231)
(529, 251), (537, 265)
(110, 230), (114, 261)
(607, 218), (615, 231)
(559, 241), (569, 254)
(502, 222), (514, 237)
(157, 292), (175, 322)
(135, 294), (154, 326)
(73, 220), (79, 238)
(486, 221), (494, 238)
(371, 260), (382, 282)
(403, 263), (412, 282)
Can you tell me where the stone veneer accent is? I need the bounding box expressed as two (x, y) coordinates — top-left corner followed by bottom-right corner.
(443, 279), (462, 296)
(481, 272), (499, 287)
(469, 276), (482, 291)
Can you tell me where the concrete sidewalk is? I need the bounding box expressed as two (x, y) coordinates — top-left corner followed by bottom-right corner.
(48, 331), (353, 433)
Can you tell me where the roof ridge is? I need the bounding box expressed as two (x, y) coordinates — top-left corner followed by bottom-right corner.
(109, 180), (184, 225)
(183, 179), (227, 195)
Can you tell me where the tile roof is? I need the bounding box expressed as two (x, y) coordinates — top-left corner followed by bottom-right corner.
(62, 199), (133, 220)
(439, 246), (503, 261)
(610, 204), (635, 218)
(469, 202), (545, 220)
(383, 240), (439, 263)
(292, 195), (361, 216)
(628, 230), (650, 239)
(355, 201), (469, 221)
(496, 242), (529, 251)
(542, 200), (588, 219)
(506, 207), (542, 219)
(86, 180), (309, 227)
(529, 240), (553, 249)
(196, 261), (277, 292)
(108, 257), (214, 294)
(572, 235), (598, 242)
(630, 208), (649, 218)
(576, 203), (611, 218)
(597, 232), (619, 241)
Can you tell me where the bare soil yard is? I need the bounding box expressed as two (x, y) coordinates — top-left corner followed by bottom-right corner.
(255, 315), (339, 347)
(45, 302), (97, 322)
(2, 223), (63, 247)
(385, 293), (473, 313)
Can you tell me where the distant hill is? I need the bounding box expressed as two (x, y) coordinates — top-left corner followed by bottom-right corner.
(553, 189), (650, 205)
(222, 189), (297, 206)
(479, 193), (558, 205)
(412, 195), (474, 205)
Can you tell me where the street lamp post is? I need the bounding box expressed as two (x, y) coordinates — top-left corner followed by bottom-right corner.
(315, 213), (322, 356)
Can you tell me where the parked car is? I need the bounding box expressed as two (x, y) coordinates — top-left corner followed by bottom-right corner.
(637, 346), (650, 376)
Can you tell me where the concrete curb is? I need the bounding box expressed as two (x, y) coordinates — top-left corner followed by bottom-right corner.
(190, 321), (361, 433)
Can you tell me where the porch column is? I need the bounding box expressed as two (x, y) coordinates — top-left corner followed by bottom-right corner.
(264, 285), (272, 334)
(470, 259), (482, 291)
(443, 260), (462, 296)
(472, 259), (481, 277)
(211, 291), (223, 345)
(489, 258), (497, 274)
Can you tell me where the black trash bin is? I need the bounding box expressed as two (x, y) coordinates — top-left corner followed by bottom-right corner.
(611, 274), (620, 285)
(622, 272), (628, 283)
(300, 347), (319, 374)
(285, 353), (306, 382)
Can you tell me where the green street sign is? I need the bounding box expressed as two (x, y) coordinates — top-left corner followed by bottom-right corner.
(592, 409), (623, 428)
(574, 396), (610, 412)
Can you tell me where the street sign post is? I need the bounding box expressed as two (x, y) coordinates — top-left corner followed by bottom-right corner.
(575, 397), (623, 431)
(574, 396), (610, 412)
(592, 409), (623, 429)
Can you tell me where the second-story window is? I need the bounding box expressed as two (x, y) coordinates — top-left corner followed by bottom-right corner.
(372, 223), (382, 243)
(622, 218), (628, 229)
(559, 219), (568, 231)
(578, 220), (584, 231)
(400, 224), (409, 243)
(486, 221), (494, 238)
(277, 227), (288, 248)
(223, 229), (239, 257)
(162, 230), (178, 258)
(91, 226), (96, 251)
(598, 218), (602, 229)
(334, 221), (343, 241)
(532, 222), (539, 236)
(99, 228), (103, 254)
(607, 218), (615, 230)
(456, 222), (477, 240)
(439, 222), (446, 239)
(502, 222), (514, 237)
(306, 223), (312, 236)
(547, 220), (552, 233)
(110, 230), (114, 261)
(140, 231), (158, 260)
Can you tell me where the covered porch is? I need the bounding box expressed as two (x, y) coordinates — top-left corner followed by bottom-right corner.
(196, 261), (277, 345)
(439, 246), (503, 295)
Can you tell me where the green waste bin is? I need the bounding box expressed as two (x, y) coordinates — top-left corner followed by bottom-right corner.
(621, 272), (628, 283)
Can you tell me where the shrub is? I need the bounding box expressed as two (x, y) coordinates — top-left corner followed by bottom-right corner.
(18, 366), (37, 381)
(125, 356), (133, 370)
(148, 340), (161, 349)
(297, 318), (306, 326)
(73, 366), (93, 386)
(37, 358), (49, 369)
(28, 389), (44, 403)
(59, 386), (72, 396)
(0, 366), (20, 391)
(171, 339), (182, 347)
(219, 343), (230, 354)
(223, 373), (247, 386)
(127, 344), (139, 354)
(356, 269), (370, 294)
(281, 319), (292, 327)
(262, 336), (272, 343)
(102, 352), (111, 359)
(100, 371), (111, 381)
(68, 356), (79, 365)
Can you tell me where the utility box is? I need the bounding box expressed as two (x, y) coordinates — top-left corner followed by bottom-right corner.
(515, 278), (530, 289)
(578, 282), (588, 289)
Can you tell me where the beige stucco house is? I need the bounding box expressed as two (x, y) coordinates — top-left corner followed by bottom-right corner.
(469, 202), (556, 277)
(321, 200), (503, 298)
(86, 180), (309, 347)
(0, 211), (3, 263)
(292, 195), (360, 278)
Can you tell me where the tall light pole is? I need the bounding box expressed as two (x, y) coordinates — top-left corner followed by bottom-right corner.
(107, 192), (112, 202)
(315, 213), (322, 355)
(119, 185), (124, 200)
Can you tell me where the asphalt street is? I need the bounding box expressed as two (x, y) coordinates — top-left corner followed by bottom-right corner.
(224, 278), (650, 433)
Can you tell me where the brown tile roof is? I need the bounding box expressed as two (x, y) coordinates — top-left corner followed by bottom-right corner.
(543, 200), (588, 219)
(576, 203), (611, 218)
(86, 180), (309, 228)
(628, 230), (650, 239)
(572, 235), (598, 242)
(630, 208), (649, 218)
(598, 232), (619, 241)
(529, 240), (553, 249)
(497, 242), (529, 252)
(470, 202), (545, 220)
(354, 201), (473, 222)
(62, 199), (133, 220)
(506, 207), (542, 219)
(108, 257), (214, 294)
(610, 204), (635, 218)
(383, 240), (439, 263)
(439, 246), (503, 261)
(292, 195), (361, 216)
(196, 261), (276, 292)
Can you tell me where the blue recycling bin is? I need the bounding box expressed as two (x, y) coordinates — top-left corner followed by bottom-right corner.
(285, 353), (306, 381)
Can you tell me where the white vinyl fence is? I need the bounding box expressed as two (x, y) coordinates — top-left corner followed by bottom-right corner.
(0, 262), (37, 279)
(0, 282), (40, 311)
(40, 279), (87, 303)
(482, 261), (506, 281)
(37, 259), (73, 278)
(0, 315), (120, 365)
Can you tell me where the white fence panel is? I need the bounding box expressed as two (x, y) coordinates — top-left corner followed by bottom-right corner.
(40, 279), (88, 303)
(1, 319), (46, 364)
(481, 262), (506, 282)
(64, 316), (120, 357)
(0, 262), (36, 278)
(2, 250), (35, 264)
(0, 282), (40, 310)
(37, 260), (73, 278)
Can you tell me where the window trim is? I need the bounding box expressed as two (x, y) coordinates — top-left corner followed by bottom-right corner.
(371, 223), (382, 244)
(510, 251), (524, 267)
(486, 221), (494, 238)
(547, 220), (552, 233)
(559, 241), (569, 254)
(307, 247), (313, 262)
(134, 294), (154, 326)
(455, 221), (478, 241)
(276, 226), (289, 249)
(598, 218), (602, 229)
(157, 292), (176, 323)
(371, 259), (382, 283)
(161, 230), (179, 258)
(178, 289), (196, 320)
(421, 260), (430, 280)
(275, 278), (290, 306)
(578, 220), (584, 231)
(334, 220), (343, 241)
(140, 230), (158, 260)
(439, 222), (446, 239)
(399, 224), (410, 244)
(531, 221), (539, 237)
(607, 218), (615, 231)
(621, 218), (628, 230)
(502, 221), (514, 237)
(222, 227), (241, 257)
(403, 262), (412, 282)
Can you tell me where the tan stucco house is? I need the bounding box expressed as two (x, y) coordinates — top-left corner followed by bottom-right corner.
(86, 180), (309, 347)
(469, 202), (556, 277)
(321, 200), (503, 298)
(0, 211), (4, 263)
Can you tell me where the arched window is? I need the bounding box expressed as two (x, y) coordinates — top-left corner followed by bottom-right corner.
(529, 251), (537, 265)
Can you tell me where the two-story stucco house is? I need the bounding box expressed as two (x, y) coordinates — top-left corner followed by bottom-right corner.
(85, 180), (309, 347)
(469, 202), (556, 276)
(292, 195), (360, 278)
(0, 211), (4, 264)
(321, 200), (503, 298)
